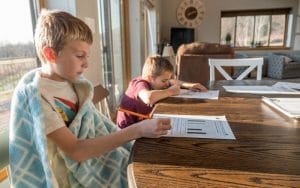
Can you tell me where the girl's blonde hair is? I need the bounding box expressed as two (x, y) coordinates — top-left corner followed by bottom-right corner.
(142, 56), (174, 78)
(34, 9), (93, 63)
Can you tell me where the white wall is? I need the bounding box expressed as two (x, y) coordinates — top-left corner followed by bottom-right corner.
(159, 0), (298, 49)
(45, 0), (103, 86)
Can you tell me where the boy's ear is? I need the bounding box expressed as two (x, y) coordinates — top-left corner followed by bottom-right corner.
(43, 47), (56, 63)
(146, 75), (154, 82)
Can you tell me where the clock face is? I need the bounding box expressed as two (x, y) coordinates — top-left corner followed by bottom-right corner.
(177, 0), (205, 28)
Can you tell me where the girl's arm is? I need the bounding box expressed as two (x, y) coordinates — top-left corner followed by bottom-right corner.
(47, 118), (171, 162)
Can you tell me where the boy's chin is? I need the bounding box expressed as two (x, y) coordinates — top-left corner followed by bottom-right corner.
(68, 76), (81, 82)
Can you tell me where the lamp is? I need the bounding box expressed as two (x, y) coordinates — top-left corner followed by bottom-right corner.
(162, 44), (176, 72)
(162, 44), (175, 57)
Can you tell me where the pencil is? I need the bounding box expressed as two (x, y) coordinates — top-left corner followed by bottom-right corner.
(117, 107), (151, 119)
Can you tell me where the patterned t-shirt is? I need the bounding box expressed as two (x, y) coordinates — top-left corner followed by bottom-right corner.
(40, 76), (79, 188)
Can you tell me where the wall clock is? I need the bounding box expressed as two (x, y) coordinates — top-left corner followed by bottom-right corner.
(176, 0), (205, 28)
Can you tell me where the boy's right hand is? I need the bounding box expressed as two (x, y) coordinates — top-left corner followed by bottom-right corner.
(167, 84), (180, 96)
(137, 118), (171, 138)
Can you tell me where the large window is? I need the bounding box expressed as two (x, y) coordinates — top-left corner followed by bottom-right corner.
(98, 0), (126, 114)
(220, 9), (291, 48)
(0, 0), (38, 130)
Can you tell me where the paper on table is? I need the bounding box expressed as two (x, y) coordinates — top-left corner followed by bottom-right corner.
(262, 97), (300, 118)
(153, 114), (235, 140)
(172, 89), (219, 99)
(272, 82), (300, 91)
(223, 83), (300, 94)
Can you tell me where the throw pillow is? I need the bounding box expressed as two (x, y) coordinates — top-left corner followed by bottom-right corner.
(282, 55), (293, 63)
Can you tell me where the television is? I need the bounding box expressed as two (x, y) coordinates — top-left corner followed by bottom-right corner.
(171, 27), (195, 53)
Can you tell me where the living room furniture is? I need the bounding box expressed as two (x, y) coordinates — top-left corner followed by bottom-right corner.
(235, 51), (300, 80)
(176, 42), (234, 86)
(209, 58), (263, 81)
(268, 52), (300, 79)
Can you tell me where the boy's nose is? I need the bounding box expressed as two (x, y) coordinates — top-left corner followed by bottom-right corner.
(164, 82), (169, 88)
(82, 62), (88, 69)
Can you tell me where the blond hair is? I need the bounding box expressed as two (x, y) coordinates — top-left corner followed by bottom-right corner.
(34, 9), (93, 63)
(142, 56), (174, 78)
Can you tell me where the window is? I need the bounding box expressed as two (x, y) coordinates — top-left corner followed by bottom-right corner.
(144, 1), (157, 56)
(0, 0), (39, 130)
(220, 8), (291, 48)
(98, 0), (126, 114)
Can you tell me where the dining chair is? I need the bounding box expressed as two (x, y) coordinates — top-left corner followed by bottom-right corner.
(0, 126), (10, 187)
(92, 84), (112, 121)
(208, 57), (264, 81)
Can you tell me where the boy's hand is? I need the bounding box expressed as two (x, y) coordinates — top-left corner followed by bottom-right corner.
(189, 83), (208, 92)
(169, 79), (180, 86)
(167, 84), (181, 95)
(137, 118), (171, 138)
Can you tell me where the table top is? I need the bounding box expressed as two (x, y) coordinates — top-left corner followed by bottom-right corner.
(128, 80), (300, 188)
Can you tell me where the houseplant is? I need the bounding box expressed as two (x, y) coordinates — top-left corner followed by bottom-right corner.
(225, 33), (232, 45)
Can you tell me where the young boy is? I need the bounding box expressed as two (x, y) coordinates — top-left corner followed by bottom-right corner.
(9, 10), (171, 188)
(117, 56), (207, 129)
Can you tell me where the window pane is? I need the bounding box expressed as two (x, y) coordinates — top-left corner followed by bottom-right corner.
(270, 15), (285, 46)
(220, 17), (235, 45)
(110, 0), (124, 105)
(236, 16), (254, 47)
(0, 1), (37, 130)
(254, 15), (270, 46)
(98, 0), (126, 113)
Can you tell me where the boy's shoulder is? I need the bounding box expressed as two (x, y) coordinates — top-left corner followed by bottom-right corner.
(130, 76), (150, 86)
(14, 68), (41, 93)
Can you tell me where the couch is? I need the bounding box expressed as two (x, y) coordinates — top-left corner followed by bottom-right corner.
(267, 52), (300, 79)
(176, 42), (234, 85)
(234, 51), (300, 80)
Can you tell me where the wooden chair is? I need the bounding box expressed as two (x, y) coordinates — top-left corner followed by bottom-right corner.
(92, 84), (112, 120)
(209, 58), (264, 81)
(0, 127), (9, 187)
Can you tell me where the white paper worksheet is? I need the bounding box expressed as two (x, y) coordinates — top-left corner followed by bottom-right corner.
(223, 83), (300, 94)
(153, 114), (236, 140)
(262, 97), (300, 118)
(172, 89), (219, 99)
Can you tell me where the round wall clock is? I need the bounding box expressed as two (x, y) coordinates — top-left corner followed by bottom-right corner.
(176, 0), (205, 28)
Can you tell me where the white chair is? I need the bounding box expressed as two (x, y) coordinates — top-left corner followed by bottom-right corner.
(209, 58), (264, 81)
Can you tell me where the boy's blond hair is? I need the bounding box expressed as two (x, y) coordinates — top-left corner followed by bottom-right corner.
(142, 56), (174, 78)
(34, 9), (93, 63)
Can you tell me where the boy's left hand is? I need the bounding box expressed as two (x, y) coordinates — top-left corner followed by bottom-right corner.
(189, 83), (208, 92)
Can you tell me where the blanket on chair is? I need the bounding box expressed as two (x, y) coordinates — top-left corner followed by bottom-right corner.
(9, 69), (132, 188)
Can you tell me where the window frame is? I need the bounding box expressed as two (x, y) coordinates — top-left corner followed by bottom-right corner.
(220, 8), (292, 50)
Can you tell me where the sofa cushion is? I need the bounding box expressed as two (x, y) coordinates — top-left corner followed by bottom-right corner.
(268, 53), (300, 79)
(283, 55), (293, 63)
(267, 53), (285, 79)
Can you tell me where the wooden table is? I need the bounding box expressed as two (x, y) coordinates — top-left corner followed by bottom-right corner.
(128, 80), (300, 188)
